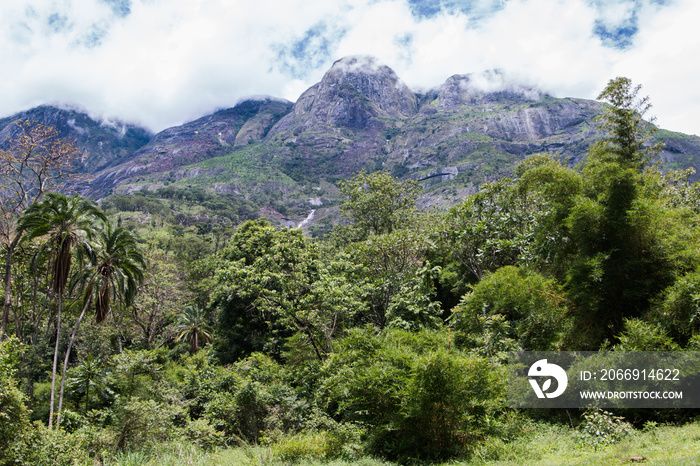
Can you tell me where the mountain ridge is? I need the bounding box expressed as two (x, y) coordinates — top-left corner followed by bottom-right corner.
(2, 56), (700, 229)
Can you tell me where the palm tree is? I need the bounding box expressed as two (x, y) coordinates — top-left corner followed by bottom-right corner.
(17, 193), (106, 428)
(66, 354), (109, 414)
(175, 305), (213, 353)
(57, 221), (145, 425)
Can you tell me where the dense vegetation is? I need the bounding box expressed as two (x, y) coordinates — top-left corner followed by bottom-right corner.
(2, 78), (700, 465)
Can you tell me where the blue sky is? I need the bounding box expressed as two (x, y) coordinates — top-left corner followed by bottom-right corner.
(0, 0), (698, 136)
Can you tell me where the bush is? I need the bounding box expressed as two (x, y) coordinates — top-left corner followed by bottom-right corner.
(0, 337), (35, 464)
(577, 408), (632, 450)
(183, 418), (224, 451)
(393, 349), (499, 460)
(269, 419), (364, 463)
(613, 318), (680, 350)
(319, 327), (505, 461)
(114, 398), (186, 451)
(26, 424), (92, 466)
(649, 271), (700, 346)
(452, 266), (568, 351)
(271, 431), (337, 462)
(198, 353), (308, 445)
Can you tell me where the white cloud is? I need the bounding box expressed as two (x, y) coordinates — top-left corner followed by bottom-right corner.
(0, 0), (697, 135)
(613, 0), (700, 135)
(593, 0), (637, 30)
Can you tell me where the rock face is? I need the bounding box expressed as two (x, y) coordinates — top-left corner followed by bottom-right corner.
(0, 104), (153, 172)
(271, 56), (418, 133)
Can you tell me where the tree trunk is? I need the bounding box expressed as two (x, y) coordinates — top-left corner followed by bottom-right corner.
(56, 297), (90, 427)
(1, 233), (21, 339)
(48, 293), (62, 428)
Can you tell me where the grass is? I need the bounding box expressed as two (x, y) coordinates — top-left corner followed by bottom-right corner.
(102, 443), (393, 465)
(97, 421), (700, 465)
(462, 421), (700, 466)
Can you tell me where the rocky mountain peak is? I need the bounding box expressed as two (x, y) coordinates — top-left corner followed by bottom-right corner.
(329, 55), (383, 71)
(322, 55), (418, 120)
(270, 55), (418, 133)
(438, 70), (545, 109)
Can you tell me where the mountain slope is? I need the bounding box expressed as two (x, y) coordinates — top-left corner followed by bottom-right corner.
(87, 98), (293, 195)
(0, 104), (153, 172)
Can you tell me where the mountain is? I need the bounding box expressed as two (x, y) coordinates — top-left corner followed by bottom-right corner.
(88, 98), (293, 194)
(0, 104), (153, 173)
(3, 56), (700, 228)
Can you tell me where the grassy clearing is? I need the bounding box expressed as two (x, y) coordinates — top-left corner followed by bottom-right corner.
(98, 421), (700, 465)
(465, 421), (700, 466)
(101, 443), (394, 466)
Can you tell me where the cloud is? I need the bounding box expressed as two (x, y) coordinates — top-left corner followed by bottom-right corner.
(613, 0), (700, 135)
(0, 0), (697, 136)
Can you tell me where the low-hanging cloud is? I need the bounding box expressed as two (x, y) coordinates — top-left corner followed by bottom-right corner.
(0, 0), (697, 135)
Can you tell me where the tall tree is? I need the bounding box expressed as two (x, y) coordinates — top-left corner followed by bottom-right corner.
(0, 121), (83, 338)
(338, 170), (421, 238)
(17, 193), (105, 427)
(129, 246), (191, 348)
(57, 221), (145, 426)
(212, 219), (365, 362)
(348, 229), (438, 328)
(441, 178), (541, 282)
(595, 77), (662, 168)
(565, 78), (670, 347)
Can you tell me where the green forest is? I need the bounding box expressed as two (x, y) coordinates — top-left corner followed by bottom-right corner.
(2, 78), (700, 465)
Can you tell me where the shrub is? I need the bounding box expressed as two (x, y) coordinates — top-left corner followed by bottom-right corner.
(613, 318), (680, 351)
(393, 349), (499, 460)
(203, 391), (240, 442)
(452, 266), (568, 351)
(577, 408), (632, 450)
(114, 398), (186, 450)
(199, 353), (307, 445)
(27, 424), (91, 466)
(319, 327), (505, 461)
(272, 431), (336, 462)
(183, 418), (224, 451)
(648, 271), (700, 346)
(0, 337), (35, 464)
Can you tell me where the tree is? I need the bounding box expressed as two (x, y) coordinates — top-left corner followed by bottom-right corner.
(452, 266), (568, 352)
(1, 120), (84, 338)
(129, 246), (192, 348)
(17, 193), (105, 427)
(513, 154), (583, 278)
(66, 354), (109, 414)
(595, 77), (662, 168)
(57, 221), (145, 426)
(348, 229), (439, 328)
(338, 170), (421, 238)
(565, 78), (672, 348)
(441, 178), (541, 281)
(175, 305), (213, 353)
(212, 219), (365, 362)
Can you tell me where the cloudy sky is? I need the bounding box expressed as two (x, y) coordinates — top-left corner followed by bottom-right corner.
(1, 0), (698, 135)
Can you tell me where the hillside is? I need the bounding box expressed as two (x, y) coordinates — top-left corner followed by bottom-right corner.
(0, 104), (153, 173)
